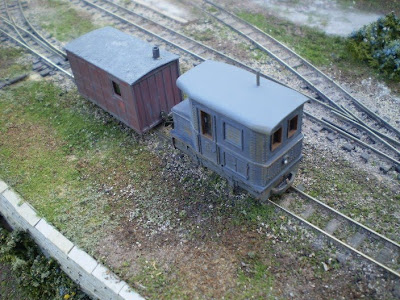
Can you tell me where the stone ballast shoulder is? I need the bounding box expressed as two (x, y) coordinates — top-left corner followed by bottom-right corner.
(0, 179), (143, 300)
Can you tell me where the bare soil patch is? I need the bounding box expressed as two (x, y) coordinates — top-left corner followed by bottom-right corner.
(2, 0), (399, 299)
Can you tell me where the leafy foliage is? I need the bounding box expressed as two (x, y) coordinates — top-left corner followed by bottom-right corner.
(347, 12), (400, 80)
(0, 227), (89, 299)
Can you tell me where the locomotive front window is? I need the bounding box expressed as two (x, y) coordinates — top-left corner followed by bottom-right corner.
(288, 115), (298, 138)
(271, 127), (282, 151)
(200, 111), (213, 138)
(112, 81), (121, 96)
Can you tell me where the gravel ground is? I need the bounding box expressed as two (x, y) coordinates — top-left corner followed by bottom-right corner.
(250, 0), (382, 36)
(2, 0), (400, 298)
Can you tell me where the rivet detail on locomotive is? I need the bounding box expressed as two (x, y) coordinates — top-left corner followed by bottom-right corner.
(171, 60), (309, 200)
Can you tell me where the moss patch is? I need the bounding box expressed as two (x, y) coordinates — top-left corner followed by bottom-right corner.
(338, 0), (400, 15)
(298, 144), (400, 240)
(0, 81), (148, 250)
(237, 11), (348, 66)
(38, 0), (98, 41)
(236, 10), (400, 93)
(0, 47), (31, 80)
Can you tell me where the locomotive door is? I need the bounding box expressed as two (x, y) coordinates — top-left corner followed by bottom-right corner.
(199, 110), (218, 164)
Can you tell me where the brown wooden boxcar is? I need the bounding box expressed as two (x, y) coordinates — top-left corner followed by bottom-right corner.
(65, 26), (182, 134)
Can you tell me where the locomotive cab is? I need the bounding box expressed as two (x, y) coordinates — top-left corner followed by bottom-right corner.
(171, 60), (309, 200)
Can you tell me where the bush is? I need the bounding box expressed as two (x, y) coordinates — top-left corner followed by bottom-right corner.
(347, 12), (400, 80)
(0, 226), (89, 300)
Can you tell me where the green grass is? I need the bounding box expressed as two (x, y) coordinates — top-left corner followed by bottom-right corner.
(129, 259), (189, 299)
(39, 0), (99, 41)
(237, 11), (348, 66)
(299, 155), (400, 241)
(338, 0), (400, 15)
(237, 10), (400, 93)
(0, 47), (31, 80)
(0, 81), (150, 250)
(207, 6), (218, 13)
(190, 28), (215, 41)
(233, 258), (276, 300)
(1, 49), (392, 297)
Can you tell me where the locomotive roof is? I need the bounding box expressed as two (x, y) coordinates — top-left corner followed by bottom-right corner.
(65, 27), (179, 85)
(177, 60), (309, 135)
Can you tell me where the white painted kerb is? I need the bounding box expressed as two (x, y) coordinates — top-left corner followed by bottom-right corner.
(0, 179), (144, 300)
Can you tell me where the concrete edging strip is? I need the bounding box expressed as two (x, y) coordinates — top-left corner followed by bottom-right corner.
(0, 179), (144, 300)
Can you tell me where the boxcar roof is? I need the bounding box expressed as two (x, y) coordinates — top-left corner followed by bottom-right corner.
(65, 27), (179, 85)
(177, 60), (309, 135)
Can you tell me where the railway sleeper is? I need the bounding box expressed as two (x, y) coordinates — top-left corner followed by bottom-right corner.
(279, 194), (294, 209)
(326, 133), (336, 142)
(335, 250), (352, 264)
(300, 204), (315, 219)
(240, 27), (254, 35)
(360, 152), (370, 162)
(0, 74), (28, 89)
(311, 235), (326, 251)
(291, 62), (303, 69)
(32, 62), (45, 71)
(324, 218), (341, 235)
(347, 232), (366, 249)
(40, 68), (51, 77)
(376, 247), (398, 265)
(379, 164), (393, 174)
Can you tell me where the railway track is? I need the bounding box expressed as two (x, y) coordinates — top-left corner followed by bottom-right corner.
(270, 187), (400, 278)
(193, 0), (400, 168)
(159, 126), (400, 279)
(200, 0), (400, 145)
(71, 0), (400, 170)
(76, 0), (400, 279)
(0, 0), (399, 283)
(0, 0), (72, 78)
(74, 0), (285, 84)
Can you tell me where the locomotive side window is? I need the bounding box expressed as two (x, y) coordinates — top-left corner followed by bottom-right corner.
(112, 80), (121, 96)
(288, 115), (298, 138)
(271, 127), (282, 151)
(200, 111), (213, 138)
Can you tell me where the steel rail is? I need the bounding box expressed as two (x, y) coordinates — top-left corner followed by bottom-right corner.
(1, 16), (66, 59)
(79, 0), (287, 87)
(110, 0), (400, 163)
(3, 0), (27, 44)
(291, 187), (400, 250)
(4, 0), (396, 279)
(198, 1), (347, 114)
(156, 124), (400, 279)
(267, 198), (400, 278)
(129, 0), (185, 24)
(80, 0), (362, 115)
(340, 105), (400, 149)
(331, 109), (400, 157)
(79, 0), (206, 59)
(0, 28), (73, 78)
(77, 0), (400, 167)
(304, 112), (400, 166)
(16, 0), (67, 59)
(194, 1), (400, 158)
(202, 0), (400, 140)
(321, 117), (361, 140)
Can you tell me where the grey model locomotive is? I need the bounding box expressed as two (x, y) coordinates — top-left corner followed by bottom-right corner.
(66, 27), (309, 200)
(171, 60), (308, 199)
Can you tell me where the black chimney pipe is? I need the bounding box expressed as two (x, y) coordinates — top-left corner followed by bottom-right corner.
(153, 46), (160, 59)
